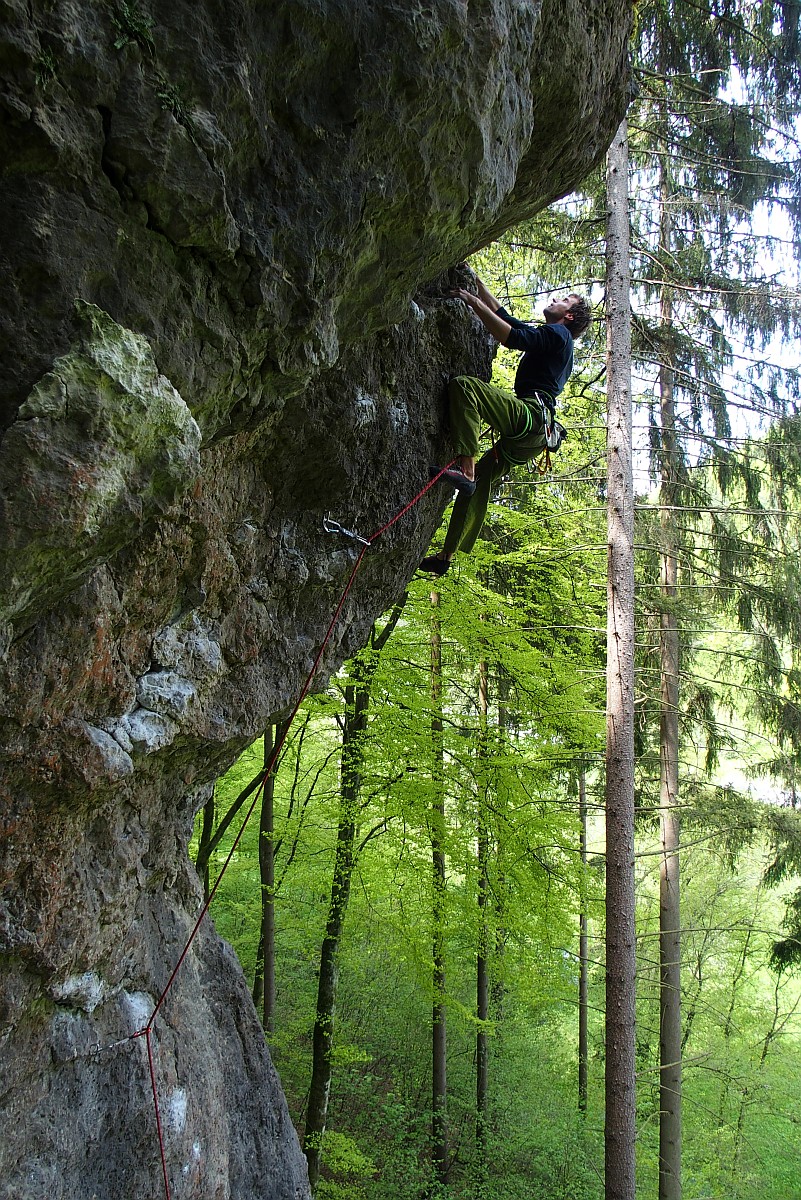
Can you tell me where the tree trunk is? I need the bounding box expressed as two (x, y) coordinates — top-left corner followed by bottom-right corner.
(492, 669), (510, 1028)
(604, 117), (637, 1200)
(302, 600), (406, 1193)
(658, 153), (683, 1200)
(252, 723), (283, 1032)
(716, 895), (757, 1130)
(195, 768), (265, 882)
(304, 673), (370, 1191)
(476, 655), (490, 1173)
(659, 585), (682, 1200)
(578, 766), (589, 1115)
(430, 590), (449, 1187)
(196, 791), (216, 902)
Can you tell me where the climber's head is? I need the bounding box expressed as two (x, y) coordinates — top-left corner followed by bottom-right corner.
(545, 293), (591, 337)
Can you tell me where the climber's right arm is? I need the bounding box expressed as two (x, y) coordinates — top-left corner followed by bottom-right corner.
(450, 288), (512, 345)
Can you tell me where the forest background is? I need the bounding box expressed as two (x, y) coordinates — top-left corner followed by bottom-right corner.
(190, 4), (801, 1198)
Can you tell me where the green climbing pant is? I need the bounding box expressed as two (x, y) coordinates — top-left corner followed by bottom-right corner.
(443, 375), (549, 556)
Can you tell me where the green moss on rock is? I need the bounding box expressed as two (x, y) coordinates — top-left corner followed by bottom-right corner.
(0, 301), (200, 628)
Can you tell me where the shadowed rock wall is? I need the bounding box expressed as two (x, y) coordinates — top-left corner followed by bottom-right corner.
(0, 1), (631, 1196)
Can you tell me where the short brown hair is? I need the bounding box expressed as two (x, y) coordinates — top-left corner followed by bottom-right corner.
(567, 295), (592, 338)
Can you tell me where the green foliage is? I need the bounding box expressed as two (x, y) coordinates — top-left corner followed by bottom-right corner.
(155, 76), (197, 136)
(109, 0), (155, 54)
(771, 886), (801, 970)
(198, 579), (801, 1200)
(188, 8), (801, 1194)
(34, 47), (57, 89)
(314, 1131), (375, 1200)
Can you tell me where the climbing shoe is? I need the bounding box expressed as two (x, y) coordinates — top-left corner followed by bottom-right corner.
(419, 556), (450, 576)
(429, 465), (477, 496)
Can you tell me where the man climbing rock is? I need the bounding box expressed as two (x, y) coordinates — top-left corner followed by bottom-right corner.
(420, 271), (591, 575)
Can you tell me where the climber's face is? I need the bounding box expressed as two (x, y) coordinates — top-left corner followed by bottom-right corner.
(543, 294), (580, 323)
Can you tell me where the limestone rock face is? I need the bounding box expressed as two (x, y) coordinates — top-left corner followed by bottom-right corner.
(0, 1), (630, 1196)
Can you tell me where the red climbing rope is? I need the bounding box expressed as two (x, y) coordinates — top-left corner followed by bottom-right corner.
(145, 1028), (171, 1198)
(145, 548), (368, 1035)
(134, 460), (455, 1199)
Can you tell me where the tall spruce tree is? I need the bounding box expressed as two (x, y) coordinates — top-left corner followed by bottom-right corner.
(631, 6), (801, 1193)
(605, 117), (637, 1200)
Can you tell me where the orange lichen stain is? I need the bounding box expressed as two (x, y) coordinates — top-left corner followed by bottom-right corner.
(88, 621), (115, 684)
(68, 462), (102, 494)
(40, 618), (121, 718)
(0, 816), (21, 840)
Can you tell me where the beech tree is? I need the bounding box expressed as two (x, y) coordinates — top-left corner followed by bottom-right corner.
(429, 588), (449, 1189)
(304, 602), (407, 1190)
(475, 650), (490, 1178)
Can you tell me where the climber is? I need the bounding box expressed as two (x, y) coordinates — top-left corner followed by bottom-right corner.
(419, 271), (591, 575)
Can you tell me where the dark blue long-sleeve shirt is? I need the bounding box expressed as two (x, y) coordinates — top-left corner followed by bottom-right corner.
(496, 306), (574, 407)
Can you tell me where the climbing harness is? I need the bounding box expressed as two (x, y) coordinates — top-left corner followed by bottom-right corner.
(538, 398), (568, 474)
(545, 412), (568, 453)
(102, 461), (456, 1200)
(497, 393), (567, 472)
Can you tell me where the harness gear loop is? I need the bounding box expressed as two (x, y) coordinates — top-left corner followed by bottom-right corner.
(535, 446), (553, 474)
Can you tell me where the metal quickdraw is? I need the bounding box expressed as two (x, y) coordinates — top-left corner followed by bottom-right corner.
(322, 515), (372, 546)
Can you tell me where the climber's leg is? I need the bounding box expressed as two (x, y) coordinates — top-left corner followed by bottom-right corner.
(419, 448), (500, 575)
(420, 378), (531, 574)
(442, 448), (498, 557)
(428, 375), (529, 498)
(448, 375), (533, 453)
